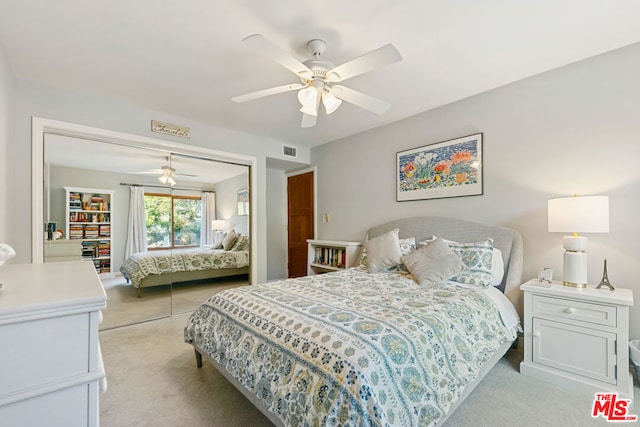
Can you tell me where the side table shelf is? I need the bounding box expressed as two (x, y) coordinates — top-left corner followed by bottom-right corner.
(307, 239), (362, 275)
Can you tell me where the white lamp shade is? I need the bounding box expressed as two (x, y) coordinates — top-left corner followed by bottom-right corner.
(548, 195), (609, 233)
(211, 220), (227, 231)
(158, 174), (176, 186)
(321, 91), (342, 115)
(298, 87), (318, 116)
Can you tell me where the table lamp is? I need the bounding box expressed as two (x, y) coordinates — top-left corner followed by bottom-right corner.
(548, 195), (609, 287)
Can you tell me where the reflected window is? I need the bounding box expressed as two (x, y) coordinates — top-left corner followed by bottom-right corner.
(144, 193), (202, 249)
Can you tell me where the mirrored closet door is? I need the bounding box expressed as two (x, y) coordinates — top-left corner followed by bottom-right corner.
(168, 153), (250, 314)
(42, 134), (251, 330)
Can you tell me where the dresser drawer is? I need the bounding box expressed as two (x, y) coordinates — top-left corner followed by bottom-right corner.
(0, 313), (90, 396)
(532, 294), (616, 327)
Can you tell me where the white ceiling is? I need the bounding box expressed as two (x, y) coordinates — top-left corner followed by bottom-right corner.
(2, 1), (640, 148)
(45, 134), (248, 185)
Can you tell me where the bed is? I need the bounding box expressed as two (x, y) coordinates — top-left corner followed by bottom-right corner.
(120, 236), (249, 297)
(184, 217), (523, 426)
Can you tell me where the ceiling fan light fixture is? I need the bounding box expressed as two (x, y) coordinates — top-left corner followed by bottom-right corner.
(158, 170), (176, 186)
(298, 86), (319, 116)
(233, 34), (402, 125)
(322, 91), (342, 115)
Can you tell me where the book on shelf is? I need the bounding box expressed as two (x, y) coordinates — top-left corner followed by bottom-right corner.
(313, 247), (345, 268)
(84, 224), (99, 239)
(99, 224), (110, 237)
(98, 259), (111, 273)
(69, 224), (84, 239)
(98, 241), (110, 257)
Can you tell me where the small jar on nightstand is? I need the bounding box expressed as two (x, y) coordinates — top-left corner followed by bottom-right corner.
(520, 279), (634, 399)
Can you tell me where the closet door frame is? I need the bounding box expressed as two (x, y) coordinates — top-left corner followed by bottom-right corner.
(31, 117), (258, 284)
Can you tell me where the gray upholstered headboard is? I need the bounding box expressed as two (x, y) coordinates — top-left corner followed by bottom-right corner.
(365, 216), (523, 308)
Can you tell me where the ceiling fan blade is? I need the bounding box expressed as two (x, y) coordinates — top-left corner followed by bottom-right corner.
(326, 44), (402, 83)
(231, 83), (305, 103)
(174, 172), (198, 178)
(301, 113), (317, 128)
(242, 34), (313, 79)
(130, 169), (164, 175)
(329, 85), (391, 115)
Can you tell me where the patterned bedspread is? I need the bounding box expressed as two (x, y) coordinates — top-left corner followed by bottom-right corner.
(184, 267), (516, 426)
(120, 248), (249, 287)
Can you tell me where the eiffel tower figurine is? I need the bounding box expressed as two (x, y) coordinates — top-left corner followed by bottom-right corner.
(596, 259), (614, 290)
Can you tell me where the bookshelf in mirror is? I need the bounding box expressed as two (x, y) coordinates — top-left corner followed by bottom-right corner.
(65, 187), (114, 277)
(307, 239), (363, 275)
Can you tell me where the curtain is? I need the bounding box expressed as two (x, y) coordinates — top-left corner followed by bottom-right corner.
(201, 192), (216, 246)
(124, 186), (147, 258)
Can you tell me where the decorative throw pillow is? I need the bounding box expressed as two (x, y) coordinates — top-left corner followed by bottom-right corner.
(222, 229), (238, 251)
(362, 228), (402, 273)
(230, 234), (249, 251)
(440, 237), (495, 288)
(402, 238), (466, 286)
(360, 236), (415, 268)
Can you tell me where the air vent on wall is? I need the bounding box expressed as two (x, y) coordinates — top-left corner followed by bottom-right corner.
(283, 145), (297, 158)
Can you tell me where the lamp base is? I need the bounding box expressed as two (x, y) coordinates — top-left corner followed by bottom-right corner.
(563, 242), (588, 288)
(562, 280), (588, 288)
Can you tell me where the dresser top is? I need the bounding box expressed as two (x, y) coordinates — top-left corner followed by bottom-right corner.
(521, 278), (633, 306)
(0, 261), (106, 322)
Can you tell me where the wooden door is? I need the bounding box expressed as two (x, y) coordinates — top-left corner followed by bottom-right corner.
(288, 171), (314, 278)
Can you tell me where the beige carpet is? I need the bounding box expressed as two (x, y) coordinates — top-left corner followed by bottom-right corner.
(100, 275), (249, 330)
(100, 314), (639, 427)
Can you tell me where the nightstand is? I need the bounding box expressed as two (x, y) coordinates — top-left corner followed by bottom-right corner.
(520, 279), (634, 399)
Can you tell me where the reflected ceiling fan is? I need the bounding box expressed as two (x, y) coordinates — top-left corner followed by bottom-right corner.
(231, 34), (402, 128)
(131, 164), (197, 186)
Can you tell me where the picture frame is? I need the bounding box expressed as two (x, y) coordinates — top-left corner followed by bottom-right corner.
(237, 188), (249, 216)
(396, 133), (483, 201)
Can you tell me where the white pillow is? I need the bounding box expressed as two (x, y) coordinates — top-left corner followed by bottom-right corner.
(222, 229), (238, 251)
(491, 248), (505, 287)
(362, 228), (402, 273)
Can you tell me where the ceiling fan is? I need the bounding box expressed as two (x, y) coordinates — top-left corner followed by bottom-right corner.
(131, 165), (197, 186)
(231, 34), (402, 128)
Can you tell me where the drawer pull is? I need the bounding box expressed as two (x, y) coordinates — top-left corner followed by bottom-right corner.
(532, 331), (540, 338)
(563, 307), (576, 314)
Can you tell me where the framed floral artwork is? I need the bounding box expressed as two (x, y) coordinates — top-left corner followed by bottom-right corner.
(396, 133), (483, 201)
(237, 188), (249, 216)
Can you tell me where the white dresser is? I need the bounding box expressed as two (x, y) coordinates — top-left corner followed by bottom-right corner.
(44, 240), (82, 263)
(0, 261), (107, 426)
(520, 279), (634, 399)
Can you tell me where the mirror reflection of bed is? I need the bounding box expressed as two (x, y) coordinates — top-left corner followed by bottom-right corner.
(43, 134), (251, 331)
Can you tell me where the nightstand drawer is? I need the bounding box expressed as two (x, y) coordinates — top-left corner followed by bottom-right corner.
(532, 294), (616, 327)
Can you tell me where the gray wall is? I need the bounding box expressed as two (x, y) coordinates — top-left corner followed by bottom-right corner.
(266, 168), (287, 280)
(312, 42), (640, 339)
(215, 172), (250, 236)
(7, 78), (311, 283)
(0, 48), (13, 243)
